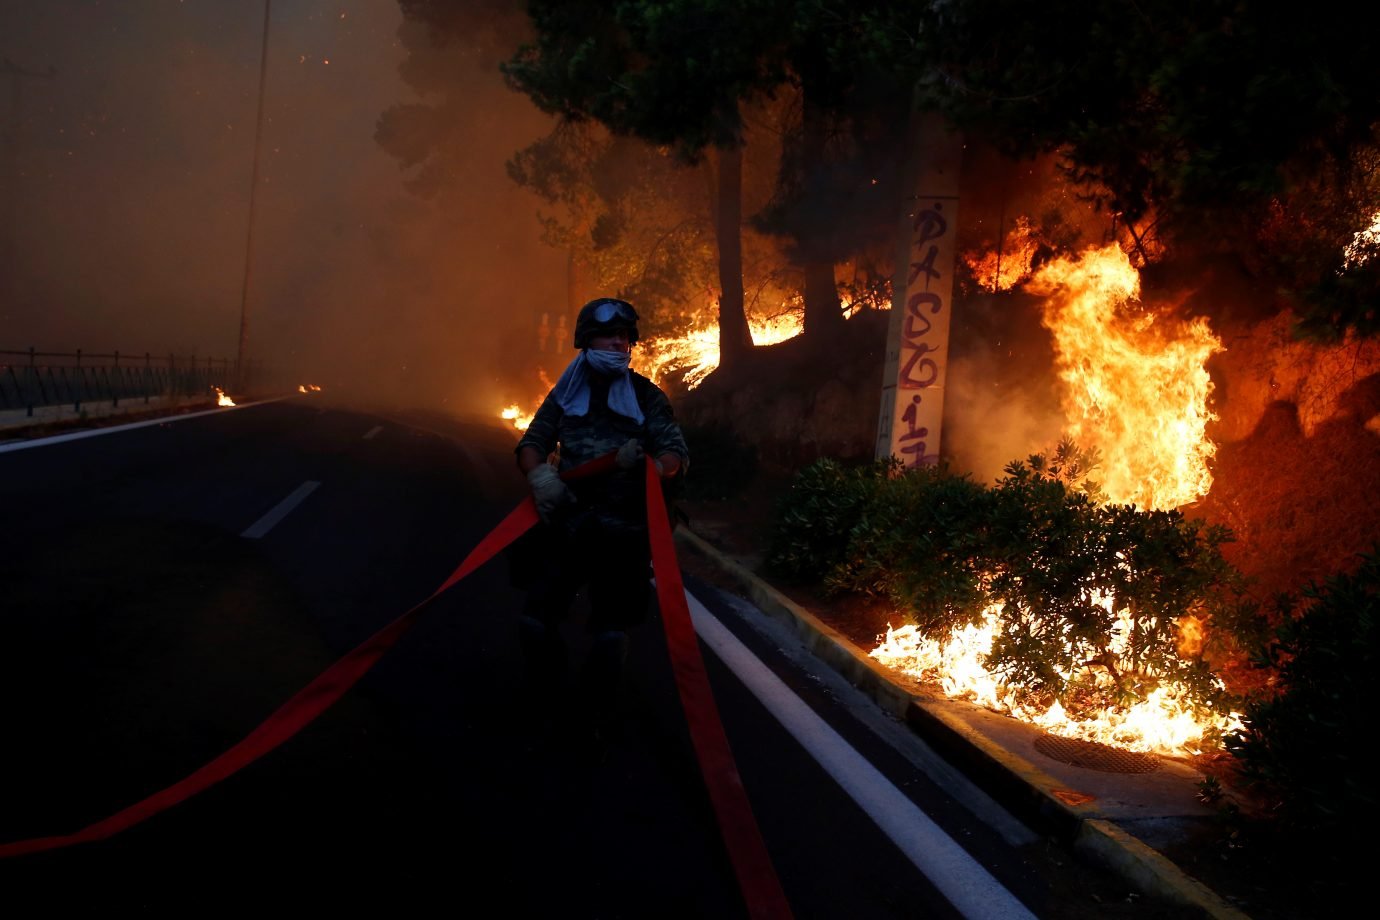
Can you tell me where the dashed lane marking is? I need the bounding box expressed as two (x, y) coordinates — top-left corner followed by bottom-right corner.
(241, 480), (321, 539)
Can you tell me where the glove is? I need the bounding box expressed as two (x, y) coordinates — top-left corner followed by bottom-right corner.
(527, 463), (575, 523)
(615, 438), (645, 470)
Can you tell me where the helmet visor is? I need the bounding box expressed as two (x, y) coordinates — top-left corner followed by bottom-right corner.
(591, 299), (638, 324)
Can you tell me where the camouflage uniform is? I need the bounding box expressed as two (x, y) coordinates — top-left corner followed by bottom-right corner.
(514, 369), (689, 633)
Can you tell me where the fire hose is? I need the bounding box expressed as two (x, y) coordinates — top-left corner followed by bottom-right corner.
(0, 452), (793, 920)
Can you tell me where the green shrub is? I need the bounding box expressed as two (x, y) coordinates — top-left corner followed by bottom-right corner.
(1224, 548), (1379, 835)
(826, 463), (990, 632)
(765, 457), (898, 582)
(983, 457), (1237, 712)
(767, 445), (1245, 715)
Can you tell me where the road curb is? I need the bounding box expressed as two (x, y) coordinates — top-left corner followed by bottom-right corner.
(674, 525), (1252, 920)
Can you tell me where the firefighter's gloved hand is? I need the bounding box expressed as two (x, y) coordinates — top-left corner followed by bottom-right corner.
(615, 438), (645, 470)
(527, 464), (575, 523)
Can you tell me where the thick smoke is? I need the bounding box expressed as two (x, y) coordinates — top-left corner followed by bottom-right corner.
(0, 0), (564, 417)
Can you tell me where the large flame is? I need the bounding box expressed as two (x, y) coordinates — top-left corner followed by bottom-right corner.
(1028, 244), (1222, 510)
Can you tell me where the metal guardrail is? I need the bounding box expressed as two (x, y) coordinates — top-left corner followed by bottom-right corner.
(0, 348), (261, 417)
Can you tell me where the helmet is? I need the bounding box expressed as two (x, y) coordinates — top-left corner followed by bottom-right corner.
(573, 297), (640, 349)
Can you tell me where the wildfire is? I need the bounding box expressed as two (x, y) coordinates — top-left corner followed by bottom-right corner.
(639, 305), (806, 390)
(499, 298), (811, 428)
(869, 241), (1235, 758)
(1027, 243), (1222, 509)
(214, 387), (235, 407)
(873, 608), (1242, 757)
(963, 215), (1044, 292)
(1343, 209), (1380, 267)
(501, 404), (536, 431)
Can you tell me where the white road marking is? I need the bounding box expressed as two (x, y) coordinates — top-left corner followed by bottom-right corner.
(0, 397), (293, 454)
(684, 588), (1039, 920)
(240, 481), (320, 539)
(363, 425), (383, 440)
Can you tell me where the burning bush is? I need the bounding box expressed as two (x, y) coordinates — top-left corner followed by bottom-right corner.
(767, 446), (1252, 748)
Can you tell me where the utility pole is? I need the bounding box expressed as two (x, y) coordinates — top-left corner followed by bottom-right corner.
(236, 0), (272, 391)
(876, 99), (963, 468)
(1, 57), (56, 306)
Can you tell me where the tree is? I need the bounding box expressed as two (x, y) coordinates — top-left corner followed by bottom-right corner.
(862, 0), (1380, 341)
(500, 1), (788, 368)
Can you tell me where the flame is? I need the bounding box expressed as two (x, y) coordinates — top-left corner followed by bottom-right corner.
(1343, 209), (1380, 267)
(963, 215), (1044, 292)
(498, 369), (554, 432)
(501, 403), (536, 431)
(1027, 244), (1222, 509)
(872, 605), (1242, 757)
(214, 387), (235, 407)
(639, 302), (806, 390)
(298, 384), (322, 393)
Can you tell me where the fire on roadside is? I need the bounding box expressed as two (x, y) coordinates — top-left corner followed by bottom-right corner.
(872, 240), (1235, 759)
(214, 387), (235, 407)
(497, 302), (812, 430)
(298, 384), (322, 394)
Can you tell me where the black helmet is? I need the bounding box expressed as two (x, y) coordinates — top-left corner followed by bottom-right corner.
(573, 297), (639, 349)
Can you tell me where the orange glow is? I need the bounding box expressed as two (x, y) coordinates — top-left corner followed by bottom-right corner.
(963, 215), (1044, 292)
(214, 387), (235, 407)
(1027, 243), (1222, 510)
(639, 300), (807, 390)
(298, 384), (322, 393)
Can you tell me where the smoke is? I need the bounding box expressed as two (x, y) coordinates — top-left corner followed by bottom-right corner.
(941, 291), (1065, 484)
(0, 0), (564, 417)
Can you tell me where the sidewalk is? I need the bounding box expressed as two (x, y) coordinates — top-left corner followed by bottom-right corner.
(672, 522), (1256, 920)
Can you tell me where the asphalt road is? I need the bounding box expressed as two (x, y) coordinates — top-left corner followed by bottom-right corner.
(0, 399), (1185, 918)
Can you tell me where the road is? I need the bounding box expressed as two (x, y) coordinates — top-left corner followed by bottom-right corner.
(0, 398), (1182, 918)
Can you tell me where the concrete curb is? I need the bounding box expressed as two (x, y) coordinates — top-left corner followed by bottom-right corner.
(674, 525), (1252, 920)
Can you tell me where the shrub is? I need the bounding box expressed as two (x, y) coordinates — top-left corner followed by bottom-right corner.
(767, 446), (1245, 714)
(984, 456), (1238, 711)
(1224, 548), (1379, 836)
(826, 463), (991, 632)
(764, 457), (898, 582)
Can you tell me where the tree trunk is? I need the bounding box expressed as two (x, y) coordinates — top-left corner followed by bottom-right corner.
(799, 78), (844, 337)
(713, 142), (752, 369)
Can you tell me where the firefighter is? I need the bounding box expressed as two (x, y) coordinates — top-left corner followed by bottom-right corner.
(513, 297), (689, 746)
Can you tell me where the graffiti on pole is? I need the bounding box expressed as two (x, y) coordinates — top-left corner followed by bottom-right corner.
(877, 109), (962, 468)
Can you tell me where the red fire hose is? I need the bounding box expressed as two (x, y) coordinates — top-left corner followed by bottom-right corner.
(0, 453), (793, 919)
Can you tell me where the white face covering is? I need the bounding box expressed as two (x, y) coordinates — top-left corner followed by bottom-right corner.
(584, 347), (631, 377)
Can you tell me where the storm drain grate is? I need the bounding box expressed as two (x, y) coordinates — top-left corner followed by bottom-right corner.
(1034, 734), (1161, 774)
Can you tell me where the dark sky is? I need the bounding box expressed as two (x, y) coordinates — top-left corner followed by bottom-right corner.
(1, 0), (565, 413)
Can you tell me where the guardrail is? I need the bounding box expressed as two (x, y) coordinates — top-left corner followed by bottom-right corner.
(0, 348), (264, 417)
